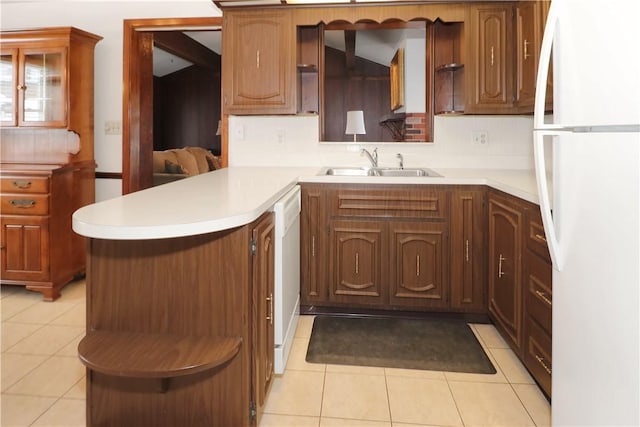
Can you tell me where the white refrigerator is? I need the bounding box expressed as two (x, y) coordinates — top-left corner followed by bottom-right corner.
(533, 0), (640, 425)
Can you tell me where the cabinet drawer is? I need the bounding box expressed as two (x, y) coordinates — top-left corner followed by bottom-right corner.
(332, 187), (447, 219)
(525, 250), (552, 334)
(1, 194), (49, 215)
(526, 209), (550, 261)
(524, 316), (552, 397)
(1, 177), (49, 194)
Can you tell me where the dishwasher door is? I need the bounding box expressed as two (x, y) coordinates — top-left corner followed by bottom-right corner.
(273, 185), (301, 374)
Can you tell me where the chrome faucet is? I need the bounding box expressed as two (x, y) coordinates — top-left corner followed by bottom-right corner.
(396, 153), (404, 169)
(361, 148), (378, 168)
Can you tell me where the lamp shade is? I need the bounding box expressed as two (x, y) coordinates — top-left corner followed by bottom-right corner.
(345, 110), (366, 141)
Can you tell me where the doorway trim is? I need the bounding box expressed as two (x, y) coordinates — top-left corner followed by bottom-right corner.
(122, 17), (223, 194)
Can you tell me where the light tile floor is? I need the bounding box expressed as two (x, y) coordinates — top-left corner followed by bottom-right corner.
(1, 280), (551, 427)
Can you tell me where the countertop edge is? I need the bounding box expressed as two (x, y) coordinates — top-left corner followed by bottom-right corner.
(73, 167), (544, 240)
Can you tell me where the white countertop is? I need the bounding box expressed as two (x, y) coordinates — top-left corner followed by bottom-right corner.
(73, 166), (546, 240)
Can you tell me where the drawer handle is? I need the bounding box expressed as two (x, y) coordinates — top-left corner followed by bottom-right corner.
(534, 233), (547, 243)
(355, 252), (359, 275)
(535, 290), (552, 306)
(535, 354), (552, 375)
(13, 180), (32, 189)
(312, 236), (316, 257)
(10, 199), (36, 208)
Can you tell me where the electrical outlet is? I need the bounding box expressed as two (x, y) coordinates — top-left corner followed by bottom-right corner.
(104, 120), (122, 135)
(472, 131), (489, 146)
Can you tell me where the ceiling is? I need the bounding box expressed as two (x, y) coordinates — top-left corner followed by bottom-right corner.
(153, 30), (222, 77)
(153, 27), (421, 76)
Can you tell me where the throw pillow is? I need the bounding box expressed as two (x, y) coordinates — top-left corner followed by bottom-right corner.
(165, 160), (187, 174)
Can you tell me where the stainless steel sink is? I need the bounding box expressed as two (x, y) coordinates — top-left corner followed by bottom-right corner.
(324, 167), (372, 176)
(322, 166), (440, 177)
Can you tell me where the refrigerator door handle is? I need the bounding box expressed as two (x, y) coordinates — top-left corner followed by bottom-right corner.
(533, 130), (562, 270)
(533, 0), (562, 271)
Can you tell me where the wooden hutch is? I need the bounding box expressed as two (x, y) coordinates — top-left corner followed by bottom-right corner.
(0, 27), (102, 300)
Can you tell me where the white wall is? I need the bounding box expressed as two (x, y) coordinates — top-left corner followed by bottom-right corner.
(2, 1), (536, 201)
(229, 114), (535, 170)
(1, 0), (221, 201)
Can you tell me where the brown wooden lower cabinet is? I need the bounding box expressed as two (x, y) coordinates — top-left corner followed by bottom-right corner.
(488, 189), (553, 398)
(0, 163), (94, 301)
(251, 213), (275, 425)
(330, 220), (386, 306)
(79, 213), (274, 426)
(488, 191), (524, 351)
(389, 220), (448, 309)
(300, 183), (485, 313)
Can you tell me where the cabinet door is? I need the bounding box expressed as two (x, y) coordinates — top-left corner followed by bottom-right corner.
(450, 189), (486, 312)
(1, 215), (49, 282)
(18, 47), (67, 127)
(466, 4), (514, 113)
(251, 213), (275, 424)
(515, 1), (538, 109)
(388, 221), (448, 309)
(223, 10), (295, 114)
(488, 195), (523, 351)
(329, 220), (386, 306)
(0, 49), (18, 126)
(300, 185), (327, 305)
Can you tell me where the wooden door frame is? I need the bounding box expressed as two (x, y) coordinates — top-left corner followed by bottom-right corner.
(122, 17), (224, 194)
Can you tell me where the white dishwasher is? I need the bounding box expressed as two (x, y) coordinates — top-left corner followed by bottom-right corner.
(272, 185), (301, 374)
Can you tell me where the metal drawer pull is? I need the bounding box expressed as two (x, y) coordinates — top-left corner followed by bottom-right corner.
(498, 254), (506, 278)
(312, 236), (316, 257)
(355, 252), (359, 275)
(524, 39), (531, 60)
(416, 255), (420, 276)
(13, 180), (32, 189)
(10, 199), (36, 208)
(535, 354), (552, 375)
(266, 293), (274, 325)
(534, 233), (547, 243)
(535, 290), (552, 306)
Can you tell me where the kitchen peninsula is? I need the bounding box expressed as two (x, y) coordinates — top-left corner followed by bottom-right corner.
(72, 166), (550, 425)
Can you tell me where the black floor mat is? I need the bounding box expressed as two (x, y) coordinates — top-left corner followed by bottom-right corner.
(306, 315), (496, 374)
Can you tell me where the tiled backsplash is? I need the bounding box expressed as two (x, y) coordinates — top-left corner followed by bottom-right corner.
(229, 114), (536, 170)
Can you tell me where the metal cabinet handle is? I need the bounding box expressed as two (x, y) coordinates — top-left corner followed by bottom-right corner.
(490, 46), (495, 66)
(13, 180), (32, 189)
(535, 290), (552, 306)
(266, 293), (273, 325)
(535, 354), (552, 374)
(256, 50), (260, 69)
(355, 252), (359, 275)
(465, 239), (470, 262)
(534, 233), (547, 243)
(10, 199), (36, 208)
(312, 236), (316, 257)
(416, 255), (420, 276)
(524, 39), (531, 60)
(498, 254), (506, 278)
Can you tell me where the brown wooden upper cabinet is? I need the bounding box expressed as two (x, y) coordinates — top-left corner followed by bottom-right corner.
(219, 2), (550, 118)
(0, 27), (102, 131)
(464, 1), (551, 114)
(222, 10), (296, 114)
(465, 3), (514, 113)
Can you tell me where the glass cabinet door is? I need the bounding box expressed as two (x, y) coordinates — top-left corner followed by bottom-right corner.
(19, 48), (67, 126)
(0, 50), (17, 126)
